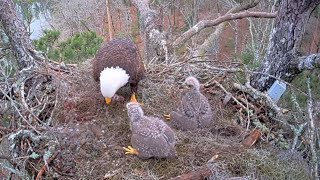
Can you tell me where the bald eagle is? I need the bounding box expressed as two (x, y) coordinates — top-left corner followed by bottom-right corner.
(92, 38), (145, 105)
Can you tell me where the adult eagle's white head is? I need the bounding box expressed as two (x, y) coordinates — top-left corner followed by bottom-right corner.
(100, 66), (130, 104)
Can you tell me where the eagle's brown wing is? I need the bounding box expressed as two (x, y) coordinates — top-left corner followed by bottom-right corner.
(92, 38), (145, 88)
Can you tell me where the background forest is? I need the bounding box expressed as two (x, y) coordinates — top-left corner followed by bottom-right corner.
(0, 0), (320, 179)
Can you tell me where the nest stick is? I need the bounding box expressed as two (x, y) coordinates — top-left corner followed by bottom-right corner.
(214, 80), (247, 109)
(35, 152), (58, 180)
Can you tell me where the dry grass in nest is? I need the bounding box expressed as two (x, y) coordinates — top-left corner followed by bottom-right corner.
(50, 58), (310, 179)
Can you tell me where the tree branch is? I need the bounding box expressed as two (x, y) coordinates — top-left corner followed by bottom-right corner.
(194, 0), (262, 57)
(106, 0), (114, 40)
(296, 53), (320, 71)
(233, 82), (282, 114)
(173, 11), (277, 48)
(306, 77), (318, 178)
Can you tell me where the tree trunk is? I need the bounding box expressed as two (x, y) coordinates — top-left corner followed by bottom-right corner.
(0, 0), (37, 70)
(132, 0), (168, 62)
(0, 0), (58, 126)
(250, 0), (320, 91)
(192, 0), (198, 26)
(106, 0), (114, 40)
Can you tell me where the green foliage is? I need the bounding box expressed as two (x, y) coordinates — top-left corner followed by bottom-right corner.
(241, 50), (261, 69)
(33, 30), (60, 53)
(234, 50), (256, 84)
(312, 4), (320, 18)
(33, 30), (103, 64)
(57, 31), (103, 63)
(280, 70), (320, 109)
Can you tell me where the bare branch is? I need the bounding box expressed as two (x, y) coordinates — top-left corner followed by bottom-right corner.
(201, 64), (307, 96)
(250, 0), (320, 91)
(214, 80), (247, 110)
(227, 0), (261, 13)
(0, 87), (41, 134)
(173, 11), (277, 48)
(306, 77), (318, 178)
(106, 0), (113, 40)
(195, 0), (262, 57)
(233, 82), (282, 114)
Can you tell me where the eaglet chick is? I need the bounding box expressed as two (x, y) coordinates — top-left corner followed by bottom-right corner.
(164, 76), (214, 130)
(123, 97), (177, 159)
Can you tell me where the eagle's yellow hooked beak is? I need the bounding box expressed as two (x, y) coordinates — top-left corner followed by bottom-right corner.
(105, 97), (112, 105)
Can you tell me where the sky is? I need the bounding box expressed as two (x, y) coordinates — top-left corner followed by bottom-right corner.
(30, 13), (50, 40)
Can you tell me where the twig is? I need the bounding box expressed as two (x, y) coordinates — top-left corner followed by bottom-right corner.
(19, 80), (43, 124)
(214, 80), (246, 109)
(0, 155), (15, 165)
(0, 163), (25, 178)
(0, 126), (15, 133)
(233, 82), (282, 114)
(0, 88), (41, 134)
(52, 166), (75, 177)
(290, 122), (307, 151)
(35, 151), (58, 180)
(203, 65), (307, 96)
(8, 130), (45, 157)
(290, 91), (303, 114)
(306, 77), (318, 178)
(46, 92), (59, 126)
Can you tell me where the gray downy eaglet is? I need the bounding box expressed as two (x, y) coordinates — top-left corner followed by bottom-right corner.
(166, 76), (214, 130)
(124, 101), (177, 159)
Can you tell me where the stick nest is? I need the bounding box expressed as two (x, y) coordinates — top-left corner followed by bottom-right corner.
(0, 58), (311, 179)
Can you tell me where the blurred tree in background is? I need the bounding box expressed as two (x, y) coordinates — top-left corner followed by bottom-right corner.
(33, 30), (103, 63)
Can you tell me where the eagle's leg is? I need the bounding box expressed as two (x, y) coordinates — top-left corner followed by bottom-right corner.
(130, 83), (139, 101)
(130, 83), (144, 105)
(123, 146), (139, 155)
(130, 93), (138, 103)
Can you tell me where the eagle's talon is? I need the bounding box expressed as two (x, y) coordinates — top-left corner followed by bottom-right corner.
(163, 114), (171, 121)
(130, 93), (144, 106)
(123, 146), (139, 155)
(130, 93), (138, 103)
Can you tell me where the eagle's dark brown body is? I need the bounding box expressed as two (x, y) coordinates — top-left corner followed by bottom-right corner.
(92, 38), (145, 93)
